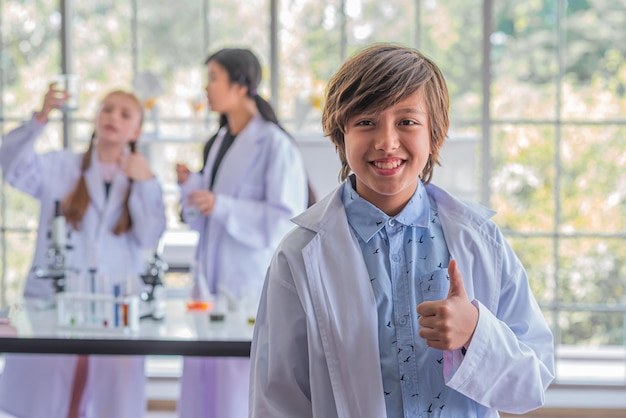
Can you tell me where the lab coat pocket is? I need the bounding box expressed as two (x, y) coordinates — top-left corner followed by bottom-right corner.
(419, 268), (450, 302)
(237, 181), (264, 200)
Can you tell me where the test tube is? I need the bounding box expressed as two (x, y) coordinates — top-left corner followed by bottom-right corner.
(114, 283), (121, 328)
(89, 268), (96, 324)
(122, 301), (129, 327)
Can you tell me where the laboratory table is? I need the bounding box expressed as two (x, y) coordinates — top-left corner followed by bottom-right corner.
(0, 298), (252, 357)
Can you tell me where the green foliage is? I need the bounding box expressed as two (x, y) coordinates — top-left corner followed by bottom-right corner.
(491, 124), (556, 232)
(297, 1), (343, 82)
(560, 126), (626, 232)
(559, 311), (624, 346)
(558, 238), (626, 305)
(508, 237), (555, 305)
(491, 0), (626, 348)
(420, 0), (483, 120)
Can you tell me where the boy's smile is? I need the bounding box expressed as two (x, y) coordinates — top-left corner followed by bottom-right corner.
(344, 89), (431, 216)
(371, 157), (405, 173)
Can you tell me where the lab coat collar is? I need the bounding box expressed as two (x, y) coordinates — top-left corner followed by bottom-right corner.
(425, 182), (497, 225)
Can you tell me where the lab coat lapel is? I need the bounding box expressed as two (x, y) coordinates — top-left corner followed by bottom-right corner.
(212, 115), (264, 193)
(105, 172), (131, 220)
(300, 190), (386, 417)
(83, 150), (105, 215)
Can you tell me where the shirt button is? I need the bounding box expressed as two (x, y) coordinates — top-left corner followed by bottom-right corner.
(391, 254), (400, 262)
(398, 317), (407, 326)
(388, 219), (395, 227)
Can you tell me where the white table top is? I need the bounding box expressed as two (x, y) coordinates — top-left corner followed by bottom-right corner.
(0, 298), (253, 357)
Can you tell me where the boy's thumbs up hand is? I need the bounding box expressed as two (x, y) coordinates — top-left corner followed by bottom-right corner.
(446, 259), (467, 299)
(416, 260), (478, 351)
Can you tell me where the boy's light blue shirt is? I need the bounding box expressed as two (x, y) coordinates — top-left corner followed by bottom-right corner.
(342, 178), (453, 417)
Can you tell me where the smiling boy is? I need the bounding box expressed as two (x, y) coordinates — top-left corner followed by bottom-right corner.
(249, 43), (554, 418)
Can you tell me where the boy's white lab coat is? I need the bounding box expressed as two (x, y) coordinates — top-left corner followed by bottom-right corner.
(249, 183), (555, 418)
(0, 117), (166, 418)
(178, 114), (308, 418)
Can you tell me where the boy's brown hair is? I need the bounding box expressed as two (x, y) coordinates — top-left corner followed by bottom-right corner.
(322, 43), (450, 184)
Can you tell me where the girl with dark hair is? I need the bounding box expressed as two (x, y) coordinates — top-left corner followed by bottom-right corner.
(176, 48), (309, 417)
(0, 84), (166, 418)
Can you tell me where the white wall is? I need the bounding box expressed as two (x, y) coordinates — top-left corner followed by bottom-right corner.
(295, 138), (342, 199)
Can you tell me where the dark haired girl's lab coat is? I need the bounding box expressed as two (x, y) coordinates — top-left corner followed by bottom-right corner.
(178, 114), (308, 418)
(0, 117), (166, 418)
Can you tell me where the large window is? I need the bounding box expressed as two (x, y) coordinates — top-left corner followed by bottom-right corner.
(1, 0), (625, 386)
(490, 0), (626, 384)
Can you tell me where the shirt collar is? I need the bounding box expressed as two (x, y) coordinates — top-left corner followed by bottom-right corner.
(342, 175), (431, 242)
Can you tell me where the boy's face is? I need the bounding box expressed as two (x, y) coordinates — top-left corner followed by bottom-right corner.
(344, 90), (431, 216)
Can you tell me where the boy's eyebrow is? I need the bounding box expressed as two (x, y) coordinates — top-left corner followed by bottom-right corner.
(352, 106), (426, 120)
(394, 106), (427, 115)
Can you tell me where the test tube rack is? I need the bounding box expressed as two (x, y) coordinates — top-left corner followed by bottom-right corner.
(56, 292), (140, 332)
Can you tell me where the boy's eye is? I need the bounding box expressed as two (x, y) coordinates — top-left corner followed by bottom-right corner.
(355, 120), (374, 126)
(399, 120), (416, 126)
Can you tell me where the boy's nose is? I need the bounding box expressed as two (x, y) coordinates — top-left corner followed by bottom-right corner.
(374, 124), (400, 151)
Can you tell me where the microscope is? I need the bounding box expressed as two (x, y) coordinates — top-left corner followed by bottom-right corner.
(33, 200), (72, 293)
(139, 251), (168, 320)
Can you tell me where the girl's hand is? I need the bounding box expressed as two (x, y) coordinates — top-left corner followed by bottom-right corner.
(188, 190), (215, 216)
(35, 83), (69, 123)
(121, 150), (154, 181)
(176, 163), (191, 185)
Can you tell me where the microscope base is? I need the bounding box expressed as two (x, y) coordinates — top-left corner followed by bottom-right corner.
(139, 300), (166, 321)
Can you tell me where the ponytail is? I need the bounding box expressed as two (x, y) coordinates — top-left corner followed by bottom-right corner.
(62, 135), (94, 229)
(253, 95), (279, 126)
(113, 188), (132, 235)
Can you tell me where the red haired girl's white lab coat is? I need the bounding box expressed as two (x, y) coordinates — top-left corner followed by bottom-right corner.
(0, 117), (166, 418)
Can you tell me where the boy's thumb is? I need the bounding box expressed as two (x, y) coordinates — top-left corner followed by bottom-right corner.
(447, 259), (467, 299)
